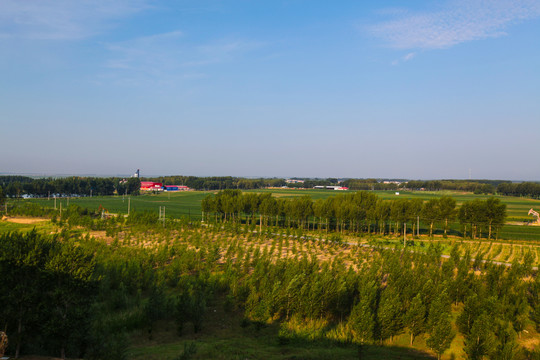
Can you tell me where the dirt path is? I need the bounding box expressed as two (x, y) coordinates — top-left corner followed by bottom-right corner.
(2, 216), (49, 224)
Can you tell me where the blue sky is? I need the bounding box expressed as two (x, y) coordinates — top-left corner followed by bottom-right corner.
(1, 0), (539, 180)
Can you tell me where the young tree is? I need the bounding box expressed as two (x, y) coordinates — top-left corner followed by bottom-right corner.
(426, 311), (455, 360)
(463, 314), (495, 360)
(45, 240), (97, 359)
(0, 231), (52, 358)
(377, 287), (403, 343)
(348, 280), (377, 344)
(404, 294), (426, 345)
(426, 290), (455, 360)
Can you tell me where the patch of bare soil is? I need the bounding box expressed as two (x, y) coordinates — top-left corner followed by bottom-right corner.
(85, 230), (114, 244)
(2, 216), (49, 224)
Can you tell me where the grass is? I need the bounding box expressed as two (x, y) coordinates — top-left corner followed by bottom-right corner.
(0, 218), (55, 234)
(14, 188), (540, 242)
(20, 189), (540, 223)
(21, 191), (212, 219)
(127, 298), (435, 360)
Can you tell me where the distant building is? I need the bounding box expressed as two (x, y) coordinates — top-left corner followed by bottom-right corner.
(140, 181), (163, 191)
(286, 179), (305, 184)
(313, 185), (349, 190)
(164, 185), (191, 192)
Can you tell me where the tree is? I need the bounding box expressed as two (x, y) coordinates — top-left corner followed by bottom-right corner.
(463, 313), (495, 360)
(404, 294), (426, 345)
(0, 231), (53, 358)
(458, 201), (473, 238)
(438, 196), (456, 237)
(377, 287), (403, 343)
(348, 280), (377, 344)
(490, 321), (518, 360)
(426, 290), (455, 360)
(126, 177), (141, 195)
(485, 197), (506, 239)
(421, 199), (439, 238)
(426, 311), (455, 360)
(45, 240), (97, 359)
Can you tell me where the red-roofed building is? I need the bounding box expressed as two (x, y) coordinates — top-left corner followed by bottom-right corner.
(140, 182), (163, 191)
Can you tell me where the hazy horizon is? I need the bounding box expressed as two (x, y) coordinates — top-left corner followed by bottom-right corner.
(0, 171), (536, 183)
(2, 1), (539, 180)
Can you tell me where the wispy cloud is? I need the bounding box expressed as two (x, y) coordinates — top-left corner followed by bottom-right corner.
(0, 0), (149, 40)
(392, 52), (416, 66)
(105, 31), (185, 70)
(102, 32), (262, 84)
(369, 0), (540, 50)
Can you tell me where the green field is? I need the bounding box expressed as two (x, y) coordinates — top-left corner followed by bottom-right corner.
(21, 191), (212, 219)
(16, 189), (540, 242)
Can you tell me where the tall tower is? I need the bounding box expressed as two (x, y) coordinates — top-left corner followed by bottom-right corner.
(134, 169), (140, 178)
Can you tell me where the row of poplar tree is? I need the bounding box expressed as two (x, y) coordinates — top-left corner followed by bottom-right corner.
(202, 190), (507, 239)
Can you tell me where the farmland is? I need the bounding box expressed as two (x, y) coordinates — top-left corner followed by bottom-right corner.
(20, 188), (540, 221)
(2, 187), (540, 359)
(17, 189), (540, 243)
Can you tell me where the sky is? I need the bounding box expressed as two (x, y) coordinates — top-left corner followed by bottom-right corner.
(1, 0), (539, 180)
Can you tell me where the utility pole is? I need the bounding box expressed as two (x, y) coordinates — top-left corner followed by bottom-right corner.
(128, 197), (131, 215)
(48, 191), (50, 201)
(90, 189), (92, 198)
(54, 196), (57, 210)
(417, 216), (420, 237)
(403, 222), (407, 247)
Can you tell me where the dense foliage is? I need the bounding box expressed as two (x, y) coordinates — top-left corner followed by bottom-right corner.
(497, 182), (540, 199)
(405, 180), (501, 194)
(1, 211), (538, 359)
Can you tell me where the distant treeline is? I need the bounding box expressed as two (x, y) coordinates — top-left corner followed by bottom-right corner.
(497, 182), (540, 199)
(143, 176), (286, 190)
(0, 176), (140, 197)
(1, 175), (539, 199)
(405, 180), (503, 194)
(342, 179), (400, 190)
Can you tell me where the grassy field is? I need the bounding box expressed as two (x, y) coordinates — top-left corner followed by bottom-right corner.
(15, 188), (540, 242)
(20, 191), (213, 219)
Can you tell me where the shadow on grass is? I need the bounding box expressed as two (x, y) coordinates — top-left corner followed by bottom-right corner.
(128, 315), (436, 360)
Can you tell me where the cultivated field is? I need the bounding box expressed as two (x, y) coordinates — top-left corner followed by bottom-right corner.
(16, 189), (540, 242)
